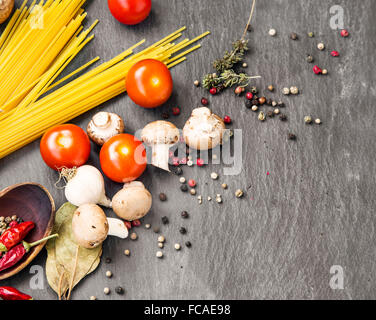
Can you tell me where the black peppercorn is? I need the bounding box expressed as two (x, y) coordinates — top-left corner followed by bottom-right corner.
(279, 114), (287, 121)
(105, 257), (112, 264)
(266, 99), (273, 106)
(185, 241), (192, 248)
(181, 211), (189, 218)
(115, 286), (124, 295)
(247, 25), (252, 32)
(159, 193), (167, 201)
(251, 100), (259, 106)
(306, 55), (314, 63)
(277, 101), (285, 108)
(179, 227), (187, 234)
(174, 167), (183, 176)
(266, 111), (274, 118)
(288, 133), (297, 140)
(290, 32), (298, 40)
(245, 100), (252, 109)
(161, 112), (169, 119)
(161, 216), (169, 225)
(180, 184), (188, 192)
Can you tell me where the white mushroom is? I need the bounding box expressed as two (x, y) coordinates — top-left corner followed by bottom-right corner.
(0, 0), (14, 24)
(112, 181), (152, 221)
(72, 204), (109, 249)
(183, 107), (225, 150)
(87, 112), (124, 145)
(141, 121), (180, 171)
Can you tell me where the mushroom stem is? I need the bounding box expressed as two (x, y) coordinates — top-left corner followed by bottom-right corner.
(98, 195), (112, 208)
(151, 143), (171, 172)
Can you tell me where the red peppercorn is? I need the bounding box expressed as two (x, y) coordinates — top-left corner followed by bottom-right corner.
(246, 92), (253, 100)
(313, 65), (322, 75)
(179, 157), (187, 165)
(234, 86), (243, 95)
(188, 179), (196, 187)
(124, 221), (132, 230)
(172, 107), (180, 116)
(331, 50), (340, 57)
(201, 97), (209, 106)
(209, 87), (217, 95)
(172, 157), (180, 166)
(223, 116), (232, 124)
(340, 29), (349, 37)
(132, 220), (141, 227)
(196, 158), (204, 167)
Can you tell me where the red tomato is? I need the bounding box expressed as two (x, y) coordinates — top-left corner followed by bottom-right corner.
(100, 134), (147, 183)
(108, 0), (151, 25)
(40, 124), (91, 170)
(126, 59), (173, 108)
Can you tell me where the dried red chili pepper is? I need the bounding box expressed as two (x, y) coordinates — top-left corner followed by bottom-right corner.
(0, 287), (32, 300)
(0, 234), (58, 273)
(0, 221), (35, 252)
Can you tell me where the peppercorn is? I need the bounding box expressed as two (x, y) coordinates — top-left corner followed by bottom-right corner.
(145, 224), (151, 229)
(209, 87), (217, 95)
(11, 215), (17, 221)
(90, 296), (97, 300)
(304, 116), (312, 124)
(242, 62), (248, 68)
(331, 50), (340, 57)
(235, 86), (243, 96)
(185, 241), (192, 248)
(308, 31), (314, 38)
(282, 87), (290, 95)
(159, 193), (167, 201)
(221, 183), (228, 189)
(105, 257), (112, 264)
(210, 172), (219, 180)
(196, 158), (204, 167)
(172, 107), (180, 116)
(246, 92), (253, 100)
(274, 108), (280, 115)
(258, 111), (266, 121)
(290, 32), (298, 40)
(268, 28), (276, 36)
(161, 216), (169, 225)
(106, 270), (112, 278)
(194, 80), (200, 87)
(188, 179), (196, 187)
(161, 112), (169, 119)
(223, 116), (232, 124)
(235, 189), (244, 198)
(340, 29), (349, 37)
(180, 184), (188, 192)
(251, 105), (258, 112)
(245, 100), (252, 109)
(201, 97), (209, 106)
(130, 232), (137, 240)
(158, 236), (165, 243)
(174, 243), (181, 251)
(173, 167), (183, 176)
(250, 86), (258, 94)
(267, 85), (274, 92)
(179, 227), (187, 235)
(266, 111), (274, 118)
(158, 242), (164, 248)
(104, 287), (110, 295)
(279, 114), (287, 121)
(315, 118), (322, 125)
(115, 287), (124, 295)
(322, 69), (328, 75)
(313, 65), (322, 74)
(247, 25), (252, 32)
(153, 226), (160, 233)
(258, 97), (266, 105)
(124, 249), (130, 256)
(266, 99), (273, 106)
(317, 43), (325, 51)
(290, 86), (299, 95)
(179, 177), (186, 184)
(306, 55), (314, 63)
(288, 133), (296, 140)
(156, 251), (163, 259)
(181, 211), (189, 218)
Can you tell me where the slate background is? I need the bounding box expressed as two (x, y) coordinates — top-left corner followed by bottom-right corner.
(0, 0), (375, 300)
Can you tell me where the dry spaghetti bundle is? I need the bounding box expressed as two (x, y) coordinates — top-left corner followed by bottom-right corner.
(0, 0), (209, 159)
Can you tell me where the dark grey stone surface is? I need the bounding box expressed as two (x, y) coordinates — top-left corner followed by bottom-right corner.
(0, 0), (375, 300)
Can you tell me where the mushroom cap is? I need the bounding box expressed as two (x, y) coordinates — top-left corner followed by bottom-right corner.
(141, 121), (180, 146)
(72, 204), (109, 249)
(183, 107), (225, 150)
(112, 181), (152, 221)
(0, 0), (14, 24)
(87, 112), (124, 145)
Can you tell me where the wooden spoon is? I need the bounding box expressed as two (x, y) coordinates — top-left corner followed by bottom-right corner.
(0, 183), (55, 280)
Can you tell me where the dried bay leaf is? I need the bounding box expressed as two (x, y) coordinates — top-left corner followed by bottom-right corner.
(46, 202), (102, 299)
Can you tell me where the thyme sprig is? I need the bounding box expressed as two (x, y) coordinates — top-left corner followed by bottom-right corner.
(201, 0), (260, 92)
